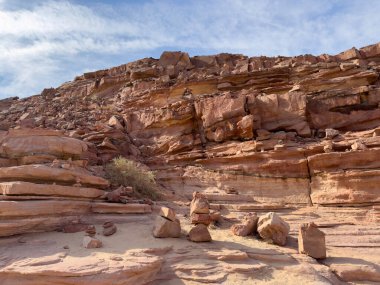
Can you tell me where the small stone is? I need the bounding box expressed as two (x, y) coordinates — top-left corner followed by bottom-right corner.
(231, 213), (258, 236)
(351, 141), (368, 151)
(153, 215), (181, 238)
(257, 212), (290, 246)
(63, 245), (69, 249)
(85, 225), (96, 237)
(103, 225), (117, 236)
(159, 207), (176, 222)
(298, 222), (326, 259)
(108, 115), (124, 130)
(325, 128), (339, 139)
(188, 224), (212, 242)
(82, 236), (102, 249)
(191, 213), (212, 225)
(190, 192), (210, 215)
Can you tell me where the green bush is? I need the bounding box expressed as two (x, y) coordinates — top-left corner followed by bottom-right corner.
(105, 157), (159, 200)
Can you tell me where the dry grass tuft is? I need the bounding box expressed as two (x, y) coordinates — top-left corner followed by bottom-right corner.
(105, 157), (159, 200)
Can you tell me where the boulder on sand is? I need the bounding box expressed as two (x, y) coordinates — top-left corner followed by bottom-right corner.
(103, 221), (117, 236)
(298, 222), (326, 259)
(153, 206), (181, 238)
(190, 192), (210, 215)
(231, 213), (258, 236)
(257, 212), (290, 246)
(159, 206), (177, 222)
(188, 224), (212, 242)
(82, 236), (102, 249)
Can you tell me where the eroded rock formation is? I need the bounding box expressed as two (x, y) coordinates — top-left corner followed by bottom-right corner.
(2, 43), (380, 209)
(0, 129), (152, 237)
(0, 43), (380, 284)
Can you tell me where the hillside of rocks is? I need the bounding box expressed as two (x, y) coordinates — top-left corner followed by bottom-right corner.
(0, 42), (380, 284)
(2, 42), (380, 208)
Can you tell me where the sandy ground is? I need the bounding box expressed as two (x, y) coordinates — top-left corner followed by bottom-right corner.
(0, 212), (379, 284)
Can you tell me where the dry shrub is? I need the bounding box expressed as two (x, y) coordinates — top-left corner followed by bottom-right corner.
(105, 157), (159, 200)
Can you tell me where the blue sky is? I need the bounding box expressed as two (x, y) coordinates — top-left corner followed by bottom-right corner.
(0, 0), (380, 99)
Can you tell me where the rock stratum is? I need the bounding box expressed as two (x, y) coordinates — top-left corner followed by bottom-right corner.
(2, 43), (380, 208)
(0, 43), (380, 284)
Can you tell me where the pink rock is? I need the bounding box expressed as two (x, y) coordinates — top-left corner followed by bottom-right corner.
(82, 236), (102, 249)
(298, 222), (326, 259)
(231, 213), (258, 236)
(190, 192), (210, 215)
(159, 207), (176, 222)
(153, 216), (181, 238)
(188, 224), (212, 242)
(191, 213), (212, 226)
(257, 212), (290, 246)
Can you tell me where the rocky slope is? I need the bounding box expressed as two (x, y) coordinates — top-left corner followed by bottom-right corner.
(0, 42), (380, 284)
(0, 129), (152, 237)
(1, 43), (380, 208)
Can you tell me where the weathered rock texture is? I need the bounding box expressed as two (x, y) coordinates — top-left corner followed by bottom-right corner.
(152, 207), (181, 238)
(2, 43), (380, 210)
(257, 212), (290, 246)
(298, 222), (326, 259)
(1, 43), (380, 284)
(188, 224), (212, 242)
(0, 129), (152, 237)
(231, 212), (258, 236)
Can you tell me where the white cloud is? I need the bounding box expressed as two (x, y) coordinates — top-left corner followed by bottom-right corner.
(0, 0), (380, 99)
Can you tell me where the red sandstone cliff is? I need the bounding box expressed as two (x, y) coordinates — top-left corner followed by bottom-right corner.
(1, 43), (380, 210)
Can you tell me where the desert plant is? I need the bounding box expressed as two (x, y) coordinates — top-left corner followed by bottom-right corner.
(105, 156), (159, 200)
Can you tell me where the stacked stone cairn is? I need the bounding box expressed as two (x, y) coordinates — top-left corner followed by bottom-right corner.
(188, 192), (212, 242)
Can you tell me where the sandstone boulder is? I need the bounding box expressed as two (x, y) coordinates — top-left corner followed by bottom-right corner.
(82, 236), (102, 249)
(351, 141), (368, 151)
(231, 213), (258, 236)
(191, 213), (212, 225)
(108, 115), (124, 130)
(188, 224), (212, 242)
(190, 192), (210, 215)
(103, 221), (117, 236)
(257, 212), (290, 246)
(153, 215), (181, 238)
(298, 222), (326, 259)
(85, 225), (96, 237)
(0, 131), (88, 158)
(158, 51), (191, 68)
(325, 128), (339, 139)
(159, 206), (176, 222)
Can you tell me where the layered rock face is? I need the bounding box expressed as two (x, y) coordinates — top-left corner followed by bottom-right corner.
(0, 129), (152, 237)
(1, 43), (380, 210)
(1, 43), (380, 285)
